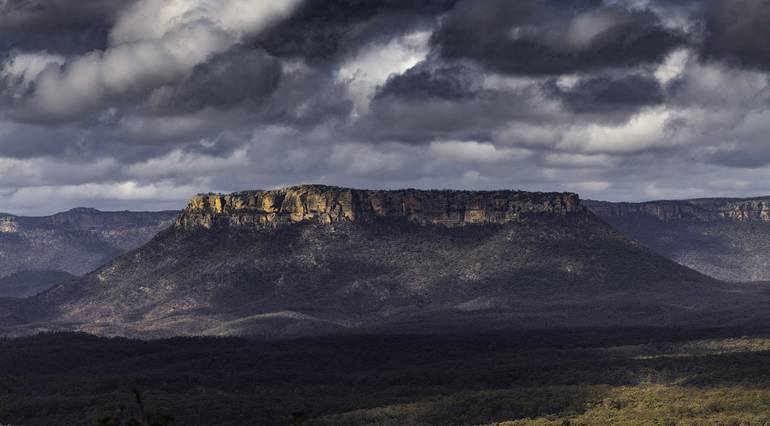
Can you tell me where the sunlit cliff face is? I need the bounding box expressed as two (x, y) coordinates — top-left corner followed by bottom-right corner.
(174, 185), (583, 229)
(0, 216), (17, 233)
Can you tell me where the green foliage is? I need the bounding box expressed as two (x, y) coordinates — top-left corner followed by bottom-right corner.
(21, 214), (757, 338)
(2, 328), (770, 425)
(594, 207), (770, 282)
(93, 389), (175, 426)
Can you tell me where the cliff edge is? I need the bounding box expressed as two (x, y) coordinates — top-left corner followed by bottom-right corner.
(175, 184), (584, 229)
(585, 197), (770, 223)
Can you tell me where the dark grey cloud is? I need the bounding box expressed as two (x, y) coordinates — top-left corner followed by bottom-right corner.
(0, 0), (134, 55)
(255, 0), (458, 61)
(702, 0), (770, 70)
(0, 122), (79, 158)
(262, 69), (354, 128)
(374, 61), (481, 101)
(431, 0), (685, 75)
(357, 61), (553, 144)
(546, 73), (665, 117)
(3, 0), (770, 215)
(147, 47), (283, 115)
(702, 145), (770, 169)
(0, 0), (132, 31)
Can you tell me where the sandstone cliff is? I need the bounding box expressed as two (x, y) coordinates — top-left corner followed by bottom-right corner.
(585, 196), (770, 282)
(0, 216), (17, 233)
(16, 180), (753, 340)
(585, 197), (770, 223)
(175, 185), (584, 230)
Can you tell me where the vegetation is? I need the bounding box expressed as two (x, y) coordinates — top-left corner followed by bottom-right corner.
(2, 328), (770, 424)
(26, 215), (759, 338)
(0, 270), (75, 298)
(588, 200), (770, 282)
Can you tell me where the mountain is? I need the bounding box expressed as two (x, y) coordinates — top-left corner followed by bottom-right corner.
(0, 270), (76, 298)
(585, 197), (770, 282)
(6, 185), (766, 338)
(0, 208), (177, 297)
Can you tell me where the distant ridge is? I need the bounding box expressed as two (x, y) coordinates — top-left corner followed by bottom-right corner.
(5, 208), (179, 231)
(5, 185), (765, 338)
(586, 197), (770, 281)
(585, 197), (770, 223)
(0, 208), (178, 298)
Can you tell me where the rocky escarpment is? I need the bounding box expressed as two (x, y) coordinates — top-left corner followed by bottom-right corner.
(11, 208), (178, 231)
(0, 209), (178, 290)
(175, 185), (584, 230)
(0, 215), (17, 233)
(5, 185), (769, 339)
(586, 197), (770, 282)
(585, 197), (770, 223)
(12, 183), (758, 339)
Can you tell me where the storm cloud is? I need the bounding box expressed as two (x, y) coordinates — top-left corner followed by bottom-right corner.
(431, 0), (685, 75)
(1, 0), (770, 215)
(702, 0), (770, 70)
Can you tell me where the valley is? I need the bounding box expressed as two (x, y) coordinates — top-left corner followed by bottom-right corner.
(5, 185), (767, 338)
(586, 197), (770, 282)
(5, 0), (770, 424)
(3, 327), (770, 425)
(0, 208), (177, 298)
(3, 186), (770, 425)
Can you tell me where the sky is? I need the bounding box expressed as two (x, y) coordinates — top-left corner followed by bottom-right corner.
(2, 0), (770, 214)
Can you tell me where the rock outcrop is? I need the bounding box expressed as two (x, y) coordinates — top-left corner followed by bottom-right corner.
(585, 196), (770, 282)
(0, 216), (17, 233)
(12, 184), (770, 339)
(585, 197), (770, 223)
(176, 185), (584, 230)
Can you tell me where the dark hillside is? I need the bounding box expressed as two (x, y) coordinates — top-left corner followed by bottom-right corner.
(7, 185), (762, 338)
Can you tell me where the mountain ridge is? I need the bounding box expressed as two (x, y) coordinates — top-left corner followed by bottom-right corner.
(585, 197), (770, 281)
(6, 185), (764, 339)
(585, 197), (770, 223)
(0, 208), (178, 298)
(176, 184), (584, 230)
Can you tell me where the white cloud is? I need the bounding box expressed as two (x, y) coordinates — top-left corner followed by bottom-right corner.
(461, 170), (485, 184)
(544, 153), (619, 168)
(654, 48), (689, 84)
(1, 52), (65, 99)
(337, 31), (430, 114)
(110, 0), (300, 44)
(6, 1), (770, 214)
(327, 143), (405, 175)
(126, 148), (250, 180)
(0, 156), (119, 187)
(566, 9), (625, 49)
(574, 108), (675, 154)
(566, 181), (611, 192)
(2, 51), (65, 82)
(430, 140), (530, 163)
(6, 181), (202, 214)
(22, 0), (301, 119)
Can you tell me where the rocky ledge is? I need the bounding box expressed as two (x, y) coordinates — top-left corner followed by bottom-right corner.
(585, 197), (770, 223)
(0, 215), (17, 233)
(175, 185), (584, 229)
(0, 209), (178, 232)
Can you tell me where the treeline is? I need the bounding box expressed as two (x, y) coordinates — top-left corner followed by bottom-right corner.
(1, 327), (770, 425)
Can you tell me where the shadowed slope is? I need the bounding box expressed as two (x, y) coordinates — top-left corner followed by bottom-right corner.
(7, 186), (766, 338)
(0, 270), (76, 298)
(586, 197), (770, 281)
(0, 208), (178, 280)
